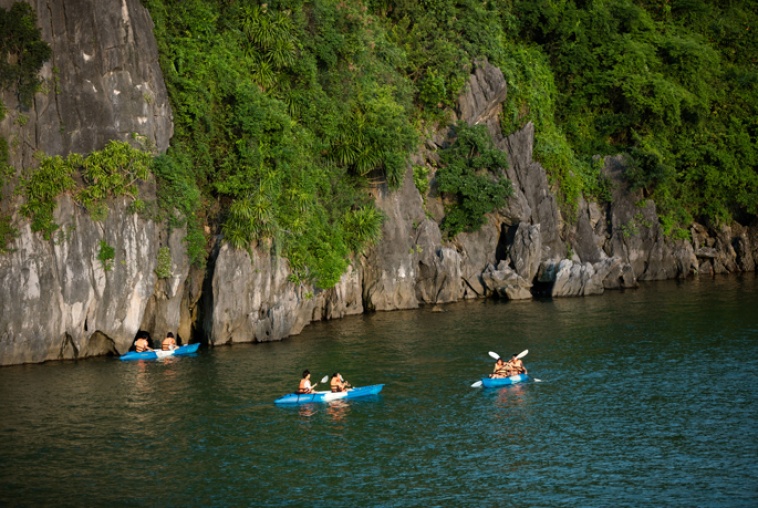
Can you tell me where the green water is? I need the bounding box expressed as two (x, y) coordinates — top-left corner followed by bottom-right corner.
(1, 276), (756, 507)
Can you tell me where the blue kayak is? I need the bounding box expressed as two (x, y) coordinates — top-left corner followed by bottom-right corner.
(119, 342), (200, 361)
(480, 374), (529, 388)
(274, 384), (384, 405)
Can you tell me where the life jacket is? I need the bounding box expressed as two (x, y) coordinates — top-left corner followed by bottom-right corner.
(297, 379), (311, 394)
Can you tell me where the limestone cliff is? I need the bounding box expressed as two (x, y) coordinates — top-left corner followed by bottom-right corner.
(0, 2), (755, 366)
(0, 0), (172, 365)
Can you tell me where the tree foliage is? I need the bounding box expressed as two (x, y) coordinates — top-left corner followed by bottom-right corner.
(10, 0), (755, 278)
(0, 2), (51, 107)
(437, 122), (512, 237)
(505, 0), (758, 232)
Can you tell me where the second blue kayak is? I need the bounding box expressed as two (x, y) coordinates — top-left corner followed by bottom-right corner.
(274, 384), (384, 405)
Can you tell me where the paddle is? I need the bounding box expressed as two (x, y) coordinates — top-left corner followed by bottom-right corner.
(471, 349), (529, 388)
(488, 349), (528, 361)
(311, 375), (329, 390)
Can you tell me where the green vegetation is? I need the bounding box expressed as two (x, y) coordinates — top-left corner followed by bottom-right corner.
(155, 246), (172, 279)
(18, 153), (76, 240)
(503, 0), (758, 234)
(4, 0), (757, 281)
(97, 240), (115, 271)
(138, 0), (758, 277)
(17, 141), (151, 240)
(437, 122), (512, 236)
(142, 0), (418, 287)
(0, 2), (51, 107)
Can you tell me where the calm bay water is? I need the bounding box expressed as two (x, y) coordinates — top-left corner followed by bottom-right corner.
(1, 276), (757, 507)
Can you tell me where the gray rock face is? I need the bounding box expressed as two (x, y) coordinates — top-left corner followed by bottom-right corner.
(501, 124), (566, 262)
(0, 0), (172, 168)
(361, 166), (425, 311)
(511, 223), (542, 282)
(206, 244), (312, 345)
(601, 156), (698, 280)
(481, 261), (532, 300)
(201, 240), (364, 347)
(0, 0), (172, 365)
(543, 257), (628, 297)
(457, 60), (508, 134)
(140, 226), (190, 343)
(0, 196), (158, 365)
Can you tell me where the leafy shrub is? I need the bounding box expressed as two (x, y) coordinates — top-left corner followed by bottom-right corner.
(18, 142), (152, 240)
(97, 240), (115, 272)
(436, 122), (512, 236)
(413, 165), (430, 195)
(155, 246), (172, 279)
(506, 0), (758, 229)
(18, 153), (76, 240)
(0, 2), (52, 106)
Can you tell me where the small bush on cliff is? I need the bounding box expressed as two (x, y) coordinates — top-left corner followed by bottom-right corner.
(18, 153), (76, 240)
(436, 122), (512, 237)
(97, 240), (115, 272)
(155, 246), (172, 279)
(18, 142), (152, 240)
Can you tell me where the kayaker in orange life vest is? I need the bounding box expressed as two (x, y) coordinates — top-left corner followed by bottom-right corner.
(134, 336), (152, 353)
(161, 332), (177, 351)
(330, 373), (351, 392)
(490, 358), (509, 378)
(297, 370), (314, 394)
(508, 353), (527, 375)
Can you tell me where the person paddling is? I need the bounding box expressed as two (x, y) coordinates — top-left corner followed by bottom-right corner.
(297, 370), (315, 394)
(490, 358), (509, 378)
(508, 353), (527, 375)
(330, 373), (351, 392)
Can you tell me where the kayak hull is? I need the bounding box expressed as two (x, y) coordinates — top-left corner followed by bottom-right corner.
(274, 384), (384, 405)
(480, 374), (529, 387)
(119, 342), (200, 361)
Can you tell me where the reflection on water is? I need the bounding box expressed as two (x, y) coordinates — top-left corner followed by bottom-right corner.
(298, 403), (318, 418)
(325, 400), (350, 423)
(1, 276), (757, 507)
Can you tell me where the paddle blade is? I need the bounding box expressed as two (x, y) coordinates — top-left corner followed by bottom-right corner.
(516, 349), (529, 359)
(321, 375), (329, 383)
(488, 351), (500, 360)
(471, 381), (483, 388)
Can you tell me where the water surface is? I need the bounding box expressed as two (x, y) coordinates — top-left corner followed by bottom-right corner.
(1, 276), (756, 507)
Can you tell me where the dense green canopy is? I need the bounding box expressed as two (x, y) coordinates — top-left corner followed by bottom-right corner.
(3, 0), (756, 283)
